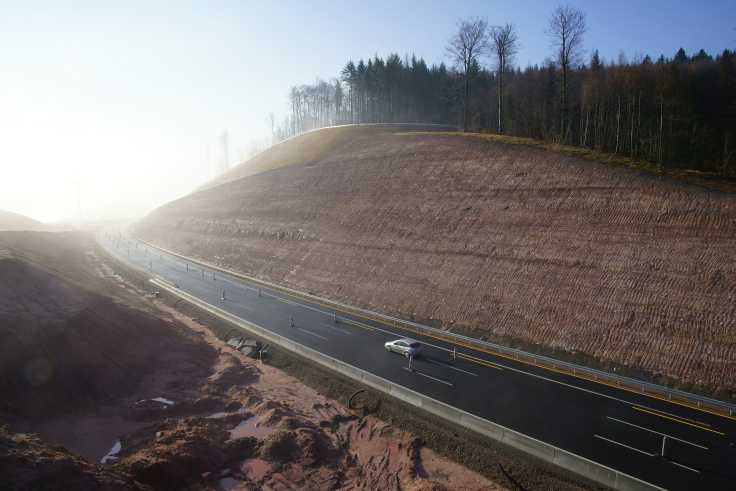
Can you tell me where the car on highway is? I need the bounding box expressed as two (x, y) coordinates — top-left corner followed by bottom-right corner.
(384, 338), (422, 358)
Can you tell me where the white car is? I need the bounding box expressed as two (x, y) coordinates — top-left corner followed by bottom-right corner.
(385, 338), (422, 358)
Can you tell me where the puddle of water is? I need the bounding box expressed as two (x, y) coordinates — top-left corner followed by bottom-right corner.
(207, 408), (248, 419)
(218, 476), (240, 490)
(100, 440), (121, 464)
(151, 397), (175, 406)
(240, 458), (271, 481)
(229, 416), (273, 440)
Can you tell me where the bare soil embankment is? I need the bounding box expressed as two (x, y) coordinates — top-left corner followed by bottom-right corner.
(0, 209), (48, 232)
(1, 230), (521, 490)
(135, 125), (736, 396)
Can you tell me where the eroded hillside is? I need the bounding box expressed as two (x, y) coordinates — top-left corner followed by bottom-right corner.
(135, 127), (736, 395)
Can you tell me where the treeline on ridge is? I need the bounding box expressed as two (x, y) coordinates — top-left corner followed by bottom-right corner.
(274, 8), (735, 176)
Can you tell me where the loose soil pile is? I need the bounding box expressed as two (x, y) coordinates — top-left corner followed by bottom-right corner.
(0, 209), (47, 232)
(1, 230), (537, 490)
(135, 126), (736, 395)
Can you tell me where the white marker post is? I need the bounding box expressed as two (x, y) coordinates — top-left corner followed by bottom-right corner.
(221, 289), (226, 301)
(409, 354), (415, 372)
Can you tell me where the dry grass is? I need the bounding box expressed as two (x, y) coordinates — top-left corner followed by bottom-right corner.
(404, 131), (736, 193)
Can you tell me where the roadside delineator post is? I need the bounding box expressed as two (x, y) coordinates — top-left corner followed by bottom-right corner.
(409, 354), (415, 372)
(201, 269), (204, 279)
(212, 272), (216, 280)
(333, 312), (337, 324)
(290, 316), (295, 328)
(221, 289), (226, 301)
(661, 436), (667, 457)
(186, 263), (189, 272)
(258, 288), (262, 297)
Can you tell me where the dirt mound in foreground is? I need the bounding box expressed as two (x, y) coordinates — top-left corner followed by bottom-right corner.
(0, 209), (46, 232)
(0, 247), (205, 419)
(135, 126), (736, 394)
(0, 425), (149, 491)
(0, 230), (522, 490)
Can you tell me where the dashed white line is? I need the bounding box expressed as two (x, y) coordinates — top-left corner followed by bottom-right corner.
(297, 328), (328, 341)
(593, 434), (657, 457)
(668, 460), (701, 474)
(402, 367), (454, 387)
(606, 417), (709, 450)
(319, 323), (350, 334)
(425, 358), (478, 376)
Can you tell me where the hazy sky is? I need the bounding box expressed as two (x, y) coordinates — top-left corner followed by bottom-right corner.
(1, 1), (733, 223)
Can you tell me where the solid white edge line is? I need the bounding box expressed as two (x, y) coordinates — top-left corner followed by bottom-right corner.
(128, 236), (720, 443)
(144, 276), (667, 491)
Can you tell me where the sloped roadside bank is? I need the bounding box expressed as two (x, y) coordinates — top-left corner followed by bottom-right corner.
(134, 126), (736, 398)
(98, 233), (598, 490)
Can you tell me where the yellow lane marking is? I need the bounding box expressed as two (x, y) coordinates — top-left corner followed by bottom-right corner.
(135, 239), (736, 422)
(632, 406), (725, 436)
(458, 352), (504, 371)
(632, 405), (712, 428)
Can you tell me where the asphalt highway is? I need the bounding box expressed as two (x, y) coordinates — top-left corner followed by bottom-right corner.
(98, 231), (736, 490)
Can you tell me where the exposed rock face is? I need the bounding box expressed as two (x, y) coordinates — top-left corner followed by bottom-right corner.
(135, 128), (736, 392)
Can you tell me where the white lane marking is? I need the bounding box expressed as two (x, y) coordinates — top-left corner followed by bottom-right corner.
(593, 434), (657, 457)
(425, 358), (478, 377)
(137, 243), (723, 428)
(668, 460), (701, 474)
(319, 323), (350, 335)
(297, 328), (328, 341)
(402, 367), (454, 387)
(606, 417), (709, 450)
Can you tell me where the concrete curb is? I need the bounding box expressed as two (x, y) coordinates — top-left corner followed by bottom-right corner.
(150, 278), (665, 491)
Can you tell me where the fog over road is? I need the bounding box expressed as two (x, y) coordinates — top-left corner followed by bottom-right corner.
(98, 231), (736, 491)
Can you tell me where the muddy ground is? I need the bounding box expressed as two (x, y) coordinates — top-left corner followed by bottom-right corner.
(134, 127), (736, 397)
(1, 230), (590, 490)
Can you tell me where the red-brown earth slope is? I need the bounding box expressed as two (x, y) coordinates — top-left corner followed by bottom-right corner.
(134, 126), (736, 395)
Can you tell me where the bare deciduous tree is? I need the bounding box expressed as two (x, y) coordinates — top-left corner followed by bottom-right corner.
(447, 18), (488, 131)
(489, 23), (519, 134)
(548, 5), (586, 142)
